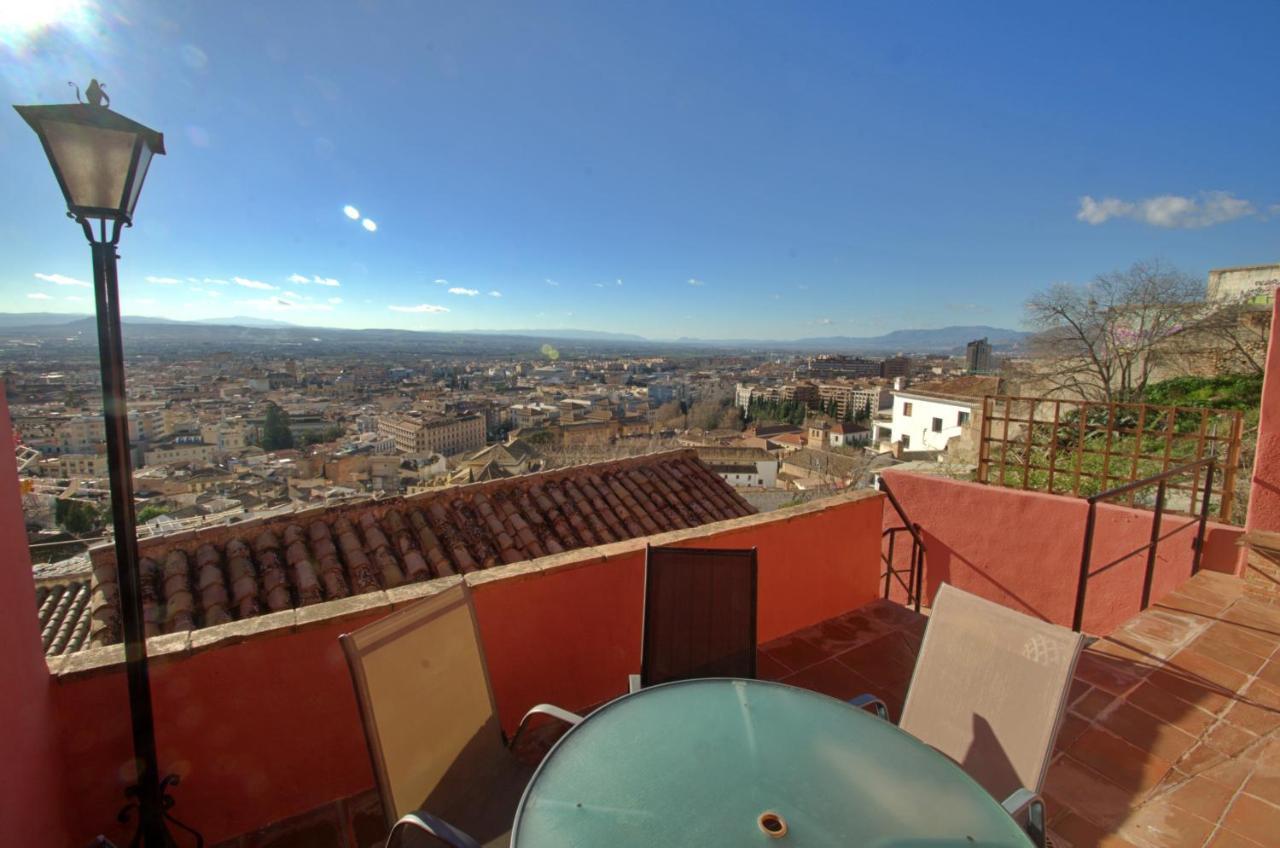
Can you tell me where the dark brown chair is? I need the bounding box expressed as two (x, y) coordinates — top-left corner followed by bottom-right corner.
(632, 544), (758, 690)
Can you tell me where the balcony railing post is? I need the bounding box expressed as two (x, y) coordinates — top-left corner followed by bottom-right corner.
(1072, 500), (1098, 632)
(1140, 481), (1166, 611)
(884, 530), (896, 599)
(911, 522), (924, 613)
(1192, 458), (1215, 575)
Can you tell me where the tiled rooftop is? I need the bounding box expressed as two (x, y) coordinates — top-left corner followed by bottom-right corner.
(83, 449), (754, 648)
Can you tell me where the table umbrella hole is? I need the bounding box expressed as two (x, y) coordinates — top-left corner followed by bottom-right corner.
(758, 812), (788, 838)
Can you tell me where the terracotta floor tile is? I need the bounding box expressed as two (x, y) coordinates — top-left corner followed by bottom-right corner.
(1221, 599), (1280, 632)
(1043, 755), (1137, 830)
(1201, 622), (1277, 661)
(1155, 594), (1229, 619)
(1076, 650), (1152, 695)
(1206, 829), (1268, 848)
(1117, 798), (1216, 848)
(1125, 681), (1219, 737)
(1162, 775), (1237, 822)
(1099, 702), (1199, 763)
(1145, 667), (1235, 715)
(781, 657), (876, 702)
(1220, 794), (1280, 847)
(1068, 726), (1175, 796)
(1166, 649), (1252, 694)
(1258, 660), (1280, 689)
(1176, 744), (1228, 778)
(760, 632), (827, 673)
(1241, 679), (1280, 711)
(1122, 611), (1202, 652)
(1186, 635), (1270, 676)
(1222, 698), (1280, 737)
(756, 650), (791, 681)
(1244, 772), (1280, 807)
(1074, 687), (1119, 721)
(1070, 678), (1093, 704)
(1056, 713), (1093, 752)
(1051, 811), (1143, 848)
(800, 612), (884, 654)
(1199, 755), (1256, 793)
(1201, 722), (1258, 758)
(835, 637), (915, 691)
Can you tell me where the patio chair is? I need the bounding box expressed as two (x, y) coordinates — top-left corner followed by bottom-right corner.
(850, 583), (1085, 848)
(340, 581), (583, 848)
(629, 544), (758, 692)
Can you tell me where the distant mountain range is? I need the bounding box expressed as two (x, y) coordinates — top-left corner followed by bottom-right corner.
(0, 313), (1029, 354)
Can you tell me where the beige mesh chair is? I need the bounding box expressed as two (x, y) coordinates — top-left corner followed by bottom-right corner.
(341, 581), (583, 848)
(851, 584), (1085, 848)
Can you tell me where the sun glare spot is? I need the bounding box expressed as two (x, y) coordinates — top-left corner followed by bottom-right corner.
(361, 218), (377, 232)
(0, 0), (94, 51)
(343, 205), (360, 220)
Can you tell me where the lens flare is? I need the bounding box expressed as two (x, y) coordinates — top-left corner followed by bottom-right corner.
(361, 218), (377, 232)
(343, 205), (360, 220)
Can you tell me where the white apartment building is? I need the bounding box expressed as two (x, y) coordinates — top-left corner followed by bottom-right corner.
(889, 377), (998, 453)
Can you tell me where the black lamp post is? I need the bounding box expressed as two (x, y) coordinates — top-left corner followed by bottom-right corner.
(15, 82), (197, 847)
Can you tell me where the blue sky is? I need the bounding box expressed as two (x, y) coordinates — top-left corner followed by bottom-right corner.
(2, 1), (1277, 340)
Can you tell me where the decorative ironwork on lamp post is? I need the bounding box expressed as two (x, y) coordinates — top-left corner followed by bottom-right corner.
(15, 82), (200, 847)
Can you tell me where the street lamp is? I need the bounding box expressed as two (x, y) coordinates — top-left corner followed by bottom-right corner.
(15, 82), (196, 847)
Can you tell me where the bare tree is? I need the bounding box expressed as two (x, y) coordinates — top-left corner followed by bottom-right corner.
(1024, 260), (1203, 403)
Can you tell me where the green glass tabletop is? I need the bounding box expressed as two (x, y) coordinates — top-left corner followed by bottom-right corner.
(512, 678), (1033, 848)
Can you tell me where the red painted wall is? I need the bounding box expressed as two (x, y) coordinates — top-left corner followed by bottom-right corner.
(474, 493), (885, 734)
(51, 493), (883, 844)
(55, 611), (385, 846)
(1245, 298), (1280, 534)
(880, 470), (1241, 635)
(0, 387), (71, 844)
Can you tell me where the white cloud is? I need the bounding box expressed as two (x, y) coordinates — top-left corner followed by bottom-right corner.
(688, 278), (705, 287)
(288, 273), (311, 284)
(145, 276), (181, 285)
(594, 283), (605, 288)
(239, 297), (333, 313)
(545, 279), (559, 287)
(361, 218), (377, 232)
(488, 291), (502, 298)
(203, 278), (229, 285)
(815, 318), (834, 325)
(328, 297), (342, 305)
(186, 277), (200, 283)
(34, 272), (91, 288)
(283, 290), (305, 300)
(389, 303), (449, 313)
(448, 287), (478, 296)
(343, 205), (360, 220)
(433, 278), (449, 285)
(311, 276), (340, 287)
(27, 292), (52, 300)
(1077, 191), (1257, 228)
(234, 276), (276, 291)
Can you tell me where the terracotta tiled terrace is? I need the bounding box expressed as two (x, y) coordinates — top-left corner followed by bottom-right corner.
(759, 557), (1280, 848)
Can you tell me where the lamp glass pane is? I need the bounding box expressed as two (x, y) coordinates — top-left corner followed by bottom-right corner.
(122, 144), (153, 218)
(40, 118), (137, 214)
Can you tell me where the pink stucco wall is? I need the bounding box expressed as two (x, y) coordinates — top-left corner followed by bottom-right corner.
(880, 469), (1242, 635)
(0, 387), (71, 844)
(1245, 298), (1280, 535)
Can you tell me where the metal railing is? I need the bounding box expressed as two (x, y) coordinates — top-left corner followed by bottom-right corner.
(878, 476), (926, 613)
(1071, 456), (1217, 632)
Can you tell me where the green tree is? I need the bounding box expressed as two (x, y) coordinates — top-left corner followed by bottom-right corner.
(137, 504), (171, 523)
(261, 403), (294, 450)
(56, 499), (101, 535)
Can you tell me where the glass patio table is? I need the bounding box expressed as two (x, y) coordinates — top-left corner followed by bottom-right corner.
(511, 678), (1032, 847)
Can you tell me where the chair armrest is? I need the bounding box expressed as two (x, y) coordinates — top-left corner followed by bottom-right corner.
(388, 810), (483, 848)
(1001, 788), (1046, 848)
(509, 703), (585, 752)
(628, 674), (641, 693)
(847, 693), (889, 721)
